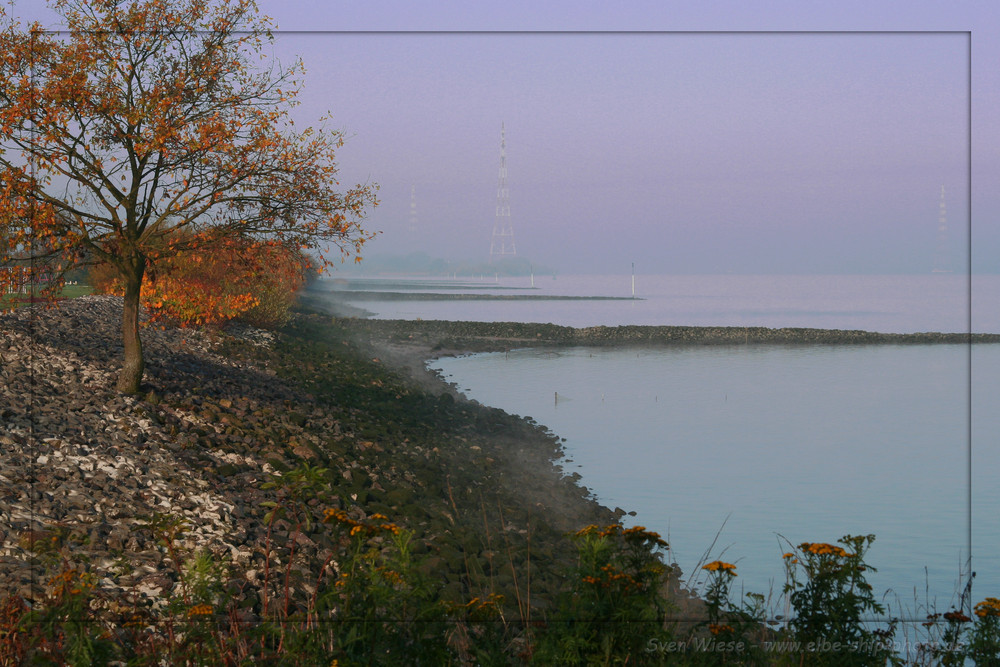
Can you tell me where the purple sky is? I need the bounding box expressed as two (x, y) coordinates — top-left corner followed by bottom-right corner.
(11, 1), (998, 274)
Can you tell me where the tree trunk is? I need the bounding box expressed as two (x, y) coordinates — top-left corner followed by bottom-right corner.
(117, 260), (146, 394)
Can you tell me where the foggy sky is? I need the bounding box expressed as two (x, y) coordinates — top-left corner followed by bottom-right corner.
(11, 1), (999, 274)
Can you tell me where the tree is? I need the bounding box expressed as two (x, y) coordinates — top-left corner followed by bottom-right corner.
(90, 232), (312, 329)
(0, 0), (377, 393)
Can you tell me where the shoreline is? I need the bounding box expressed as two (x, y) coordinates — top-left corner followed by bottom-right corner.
(3, 291), (993, 659)
(1, 294), (632, 620)
(298, 289), (1000, 353)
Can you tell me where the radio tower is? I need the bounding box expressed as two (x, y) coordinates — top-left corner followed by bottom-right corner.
(489, 123), (516, 262)
(932, 185), (950, 273)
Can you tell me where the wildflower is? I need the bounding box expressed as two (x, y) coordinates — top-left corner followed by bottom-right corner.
(48, 571), (76, 586)
(124, 613), (146, 628)
(597, 524), (621, 538)
(943, 610), (972, 623)
(799, 542), (852, 558)
(323, 508), (349, 523)
(378, 568), (404, 585)
(709, 623), (734, 635)
(702, 561), (737, 575)
(187, 604), (213, 617)
(975, 598), (1000, 618)
(622, 525), (669, 547)
(782, 552), (795, 559)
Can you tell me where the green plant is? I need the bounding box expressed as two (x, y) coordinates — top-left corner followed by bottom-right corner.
(16, 563), (117, 666)
(533, 523), (676, 665)
(779, 535), (898, 666)
(967, 597), (1000, 665)
(315, 508), (453, 664)
(686, 560), (770, 665)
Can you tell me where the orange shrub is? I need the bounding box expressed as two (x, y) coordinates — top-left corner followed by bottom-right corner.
(93, 235), (309, 328)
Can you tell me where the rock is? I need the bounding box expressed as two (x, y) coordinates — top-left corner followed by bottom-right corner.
(0, 295), (315, 617)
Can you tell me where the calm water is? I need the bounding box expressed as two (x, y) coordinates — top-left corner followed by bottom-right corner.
(329, 273), (1000, 334)
(336, 274), (999, 618)
(432, 344), (1000, 620)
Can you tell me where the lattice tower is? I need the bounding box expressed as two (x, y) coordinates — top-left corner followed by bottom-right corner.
(408, 184), (418, 235)
(489, 123), (515, 261)
(933, 185), (951, 273)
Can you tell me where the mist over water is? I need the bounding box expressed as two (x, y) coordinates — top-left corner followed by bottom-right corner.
(327, 272), (999, 614)
(331, 273), (999, 334)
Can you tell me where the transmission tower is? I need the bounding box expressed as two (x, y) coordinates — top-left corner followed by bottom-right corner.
(489, 123), (515, 262)
(408, 184), (418, 235)
(932, 185), (951, 273)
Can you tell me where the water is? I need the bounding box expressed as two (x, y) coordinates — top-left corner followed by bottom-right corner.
(326, 273), (1000, 334)
(332, 274), (999, 618)
(432, 344), (1000, 620)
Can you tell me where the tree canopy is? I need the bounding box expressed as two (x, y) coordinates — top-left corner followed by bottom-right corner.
(0, 0), (377, 393)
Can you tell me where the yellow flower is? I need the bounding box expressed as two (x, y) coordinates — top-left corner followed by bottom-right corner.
(975, 598), (1000, 618)
(702, 560), (737, 575)
(323, 508), (348, 523)
(782, 552), (795, 559)
(709, 623), (734, 635)
(186, 604), (213, 617)
(800, 542), (852, 558)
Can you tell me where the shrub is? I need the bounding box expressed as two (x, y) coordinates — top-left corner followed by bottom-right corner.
(532, 523), (676, 665)
(779, 535), (897, 666)
(90, 233), (310, 328)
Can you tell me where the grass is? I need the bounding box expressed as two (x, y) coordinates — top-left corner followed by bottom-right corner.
(1, 282), (94, 309)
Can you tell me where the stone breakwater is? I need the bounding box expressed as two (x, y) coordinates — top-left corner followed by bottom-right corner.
(328, 317), (1000, 356)
(0, 296), (328, 611)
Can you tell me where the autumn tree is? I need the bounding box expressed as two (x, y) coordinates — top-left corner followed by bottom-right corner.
(0, 0), (377, 393)
(90, 232), (312, 328)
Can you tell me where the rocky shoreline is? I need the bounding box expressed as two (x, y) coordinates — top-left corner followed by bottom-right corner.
(0, 295), (621, 625)
(1, 296), (318, 609)
(4, 293), (995, 643)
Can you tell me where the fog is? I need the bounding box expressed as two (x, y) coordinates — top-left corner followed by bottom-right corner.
(12, 1), (998, 274)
